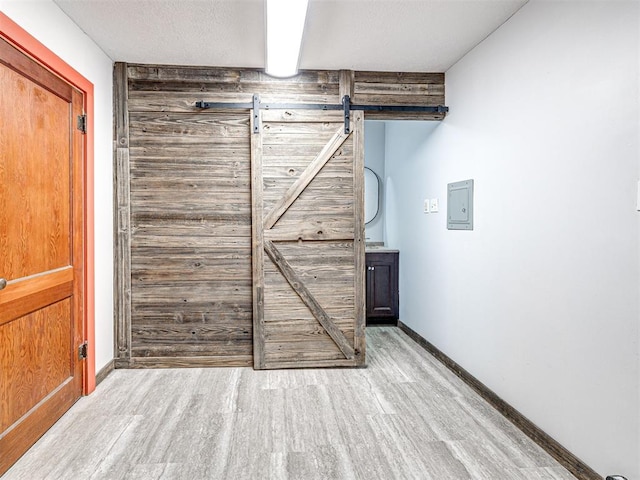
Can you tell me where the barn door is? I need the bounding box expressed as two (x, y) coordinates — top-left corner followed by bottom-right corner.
(0, 38), (85, 474)
(251, 109), (365, 369)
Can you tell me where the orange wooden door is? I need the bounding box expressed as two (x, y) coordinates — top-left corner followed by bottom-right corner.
(0, 38), (85, 475)
(251, 109), (366, 369)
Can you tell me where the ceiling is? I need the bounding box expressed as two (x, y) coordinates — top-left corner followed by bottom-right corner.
(53, 0), (529, 72)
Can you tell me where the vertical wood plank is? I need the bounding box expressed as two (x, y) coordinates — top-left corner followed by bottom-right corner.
(113, 62), (131, 367)
(352, 111), (366, 366)
(339, 69), (354, 100)
(114, 63), (129, 149)
(251, 111), (266, 369)
(115, 149), (131, 367)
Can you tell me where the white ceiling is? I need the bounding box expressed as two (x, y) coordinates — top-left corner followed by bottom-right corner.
(53, 0), (529, 72)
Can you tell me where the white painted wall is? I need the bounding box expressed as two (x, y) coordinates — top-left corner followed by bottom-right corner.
(1, 1), (114, 373)
(364, 121), (386, 243)
(384, 1), (640, 478)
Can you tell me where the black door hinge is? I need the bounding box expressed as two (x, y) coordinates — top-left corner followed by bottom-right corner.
(77, 114), (87, 134)
(78, 342), (88, 360)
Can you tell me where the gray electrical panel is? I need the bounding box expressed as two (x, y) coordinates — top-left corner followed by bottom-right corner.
(447, 179), (474, 230)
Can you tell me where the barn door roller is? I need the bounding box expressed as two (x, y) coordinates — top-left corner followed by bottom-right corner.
(195, 95), (449, 134)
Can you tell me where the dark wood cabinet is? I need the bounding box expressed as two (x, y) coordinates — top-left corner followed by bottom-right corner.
(366, 251), (399, 324)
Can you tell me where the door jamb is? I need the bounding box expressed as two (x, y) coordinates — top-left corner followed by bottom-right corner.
(0, 12), (96, 394)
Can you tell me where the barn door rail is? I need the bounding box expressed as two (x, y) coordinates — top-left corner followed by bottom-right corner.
(195, 94), (449, 134)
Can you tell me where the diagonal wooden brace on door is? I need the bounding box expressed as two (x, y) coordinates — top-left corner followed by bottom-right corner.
(264, 240), (355, 360)
(262, 127), (351, 230)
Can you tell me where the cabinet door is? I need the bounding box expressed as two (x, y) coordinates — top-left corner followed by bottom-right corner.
(366, 252), (399, 319)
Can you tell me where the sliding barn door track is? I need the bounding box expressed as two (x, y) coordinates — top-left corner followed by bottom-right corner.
(195, 94), (449, 134)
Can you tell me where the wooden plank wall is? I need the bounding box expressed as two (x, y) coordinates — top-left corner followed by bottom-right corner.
(114, 63), (445, 368)
(353, 71), (445, 120)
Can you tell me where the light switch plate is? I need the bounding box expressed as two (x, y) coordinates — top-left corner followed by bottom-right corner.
(424, 199), (430, 213)
(430, 198), (439, 213)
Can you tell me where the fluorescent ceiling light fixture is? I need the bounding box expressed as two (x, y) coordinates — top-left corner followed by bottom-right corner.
(265, 0), (309, 77)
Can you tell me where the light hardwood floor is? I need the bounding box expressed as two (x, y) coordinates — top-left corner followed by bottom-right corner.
(4, 327), (577, 480)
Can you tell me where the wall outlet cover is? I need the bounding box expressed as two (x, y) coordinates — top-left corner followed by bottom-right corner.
(430, 198), (439, 213)
(424, 199), (430, 213)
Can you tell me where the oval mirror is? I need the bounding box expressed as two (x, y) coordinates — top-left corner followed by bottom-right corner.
(364, 167), (380, 224)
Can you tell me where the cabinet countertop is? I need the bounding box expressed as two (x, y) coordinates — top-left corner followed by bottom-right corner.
(365, 247), (400, 253)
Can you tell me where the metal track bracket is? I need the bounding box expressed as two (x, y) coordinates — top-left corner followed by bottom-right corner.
(343, 95), (351, 134)
(253, 94), (261, 133)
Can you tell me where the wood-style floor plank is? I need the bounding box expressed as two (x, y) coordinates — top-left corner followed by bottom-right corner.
(3, 327), (576, 480)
